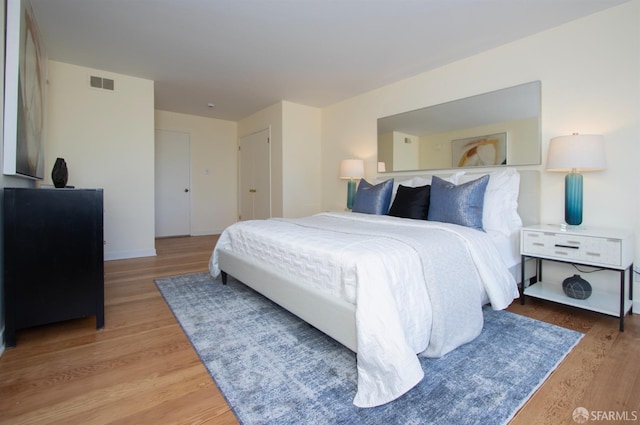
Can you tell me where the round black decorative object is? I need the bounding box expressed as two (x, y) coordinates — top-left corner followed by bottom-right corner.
(562, 274), (592, 300)
(51, 158), (68, 188)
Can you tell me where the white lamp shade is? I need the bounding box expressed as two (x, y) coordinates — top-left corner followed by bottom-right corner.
(546, 134), (606, 172)
(339, 159), (364, 179)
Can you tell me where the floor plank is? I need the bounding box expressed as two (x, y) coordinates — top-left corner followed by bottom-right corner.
(0, 235), (637, 424)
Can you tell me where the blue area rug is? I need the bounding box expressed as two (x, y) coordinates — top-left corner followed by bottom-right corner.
(155, 272), (583, 425)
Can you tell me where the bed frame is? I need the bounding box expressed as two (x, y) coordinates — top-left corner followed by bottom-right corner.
(219, 170), (540, 353)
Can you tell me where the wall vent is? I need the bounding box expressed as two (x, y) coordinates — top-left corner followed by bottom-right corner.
(89, 75), (115, 91)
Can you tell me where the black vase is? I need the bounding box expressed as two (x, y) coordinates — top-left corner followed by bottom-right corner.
(51, 158), (68, 188)
(562, 274), (592, 300)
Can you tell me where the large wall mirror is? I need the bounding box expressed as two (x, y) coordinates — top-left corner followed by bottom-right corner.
(377, 81), (541, 172)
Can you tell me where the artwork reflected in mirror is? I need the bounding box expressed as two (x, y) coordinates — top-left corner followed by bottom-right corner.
(377, 81), (540, 172)
(452, 133), (507, 167)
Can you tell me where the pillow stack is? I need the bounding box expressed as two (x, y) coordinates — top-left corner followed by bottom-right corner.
(351, 168), (522, 233)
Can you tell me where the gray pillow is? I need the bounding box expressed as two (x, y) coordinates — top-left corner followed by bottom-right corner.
(427, 175), (489, 230)
(352, 179), (394, 215)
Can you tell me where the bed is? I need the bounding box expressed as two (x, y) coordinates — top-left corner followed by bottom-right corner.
(209, 168), (539, 408)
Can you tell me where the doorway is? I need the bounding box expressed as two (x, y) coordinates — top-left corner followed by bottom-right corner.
(239, 128), (271, 220)
(155, 129), (191, 237)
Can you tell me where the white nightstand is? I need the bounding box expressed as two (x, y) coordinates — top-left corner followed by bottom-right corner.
(520, 224), (634, 331)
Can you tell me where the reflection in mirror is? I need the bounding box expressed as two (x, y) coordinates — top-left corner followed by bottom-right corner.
(377, 81), (541, 172)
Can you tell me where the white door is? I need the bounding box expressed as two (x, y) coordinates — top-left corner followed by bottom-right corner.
(239, 128), (271, 220)
(155, 129), (191, 237)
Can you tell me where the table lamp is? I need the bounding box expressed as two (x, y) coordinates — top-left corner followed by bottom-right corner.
(546, 133), (605, 225)
(339, 159), (364, 209)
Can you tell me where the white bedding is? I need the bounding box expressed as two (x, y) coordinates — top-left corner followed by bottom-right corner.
(487, 229), (521, 270)
(210, 212), (519, 407)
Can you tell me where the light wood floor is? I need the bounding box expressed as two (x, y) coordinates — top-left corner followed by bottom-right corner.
(0, 235), (638, 424)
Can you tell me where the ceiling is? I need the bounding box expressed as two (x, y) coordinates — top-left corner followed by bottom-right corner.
(28, 0), (628, 122)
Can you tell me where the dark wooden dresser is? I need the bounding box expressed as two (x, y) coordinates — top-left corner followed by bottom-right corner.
(4, 188), (104, 347)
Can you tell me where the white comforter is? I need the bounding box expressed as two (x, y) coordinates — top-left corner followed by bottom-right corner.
(209, 212), (519, 408)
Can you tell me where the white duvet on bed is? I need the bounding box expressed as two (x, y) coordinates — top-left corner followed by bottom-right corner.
(210, 212), (519, 408)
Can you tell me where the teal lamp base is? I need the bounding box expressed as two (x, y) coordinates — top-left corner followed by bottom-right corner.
(565, 172), (583, 225)
(346, 179), (356, 210)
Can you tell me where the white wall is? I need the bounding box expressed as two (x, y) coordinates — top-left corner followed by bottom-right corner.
(282, 101), (322, 217)
(322, 2), (639, 294)
(155, 110), (238, 234)
(239, 101), (322, 218)
(45, 61), (156, 260)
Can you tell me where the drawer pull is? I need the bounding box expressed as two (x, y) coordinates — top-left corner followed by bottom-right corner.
(532, 242), (544, 247)
(567, 240), (581, 245)
(586, 252), (601, 257)
(555, 244), (579, 249)
(554, 251), (569, 256)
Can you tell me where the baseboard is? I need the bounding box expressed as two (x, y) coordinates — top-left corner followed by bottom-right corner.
(190, 229), (224, 236)
(104, 249), (157, 261)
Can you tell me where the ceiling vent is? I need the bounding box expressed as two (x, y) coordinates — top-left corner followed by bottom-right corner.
(89, 75), (115, 91)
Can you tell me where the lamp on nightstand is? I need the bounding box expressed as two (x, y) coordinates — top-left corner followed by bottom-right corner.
(339, 159), (364, 210)
(546, 133), (606, 225)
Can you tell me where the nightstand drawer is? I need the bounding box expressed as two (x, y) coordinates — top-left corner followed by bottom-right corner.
(522, 230), (623, 267)
(521, 230), (548, 255)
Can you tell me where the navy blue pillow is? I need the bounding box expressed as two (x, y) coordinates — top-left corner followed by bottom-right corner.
(388, 184), (431, 219)
(427, 175), (489, 230)
(352, 179), (394, 215)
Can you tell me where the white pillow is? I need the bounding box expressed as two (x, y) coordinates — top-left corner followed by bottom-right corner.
(407, 171), (464, 188)
(458, 168), (522, 235)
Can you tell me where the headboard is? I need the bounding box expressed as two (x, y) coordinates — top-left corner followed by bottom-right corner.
(515, 170), (540, 226)
(377, 169), (540, 227)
